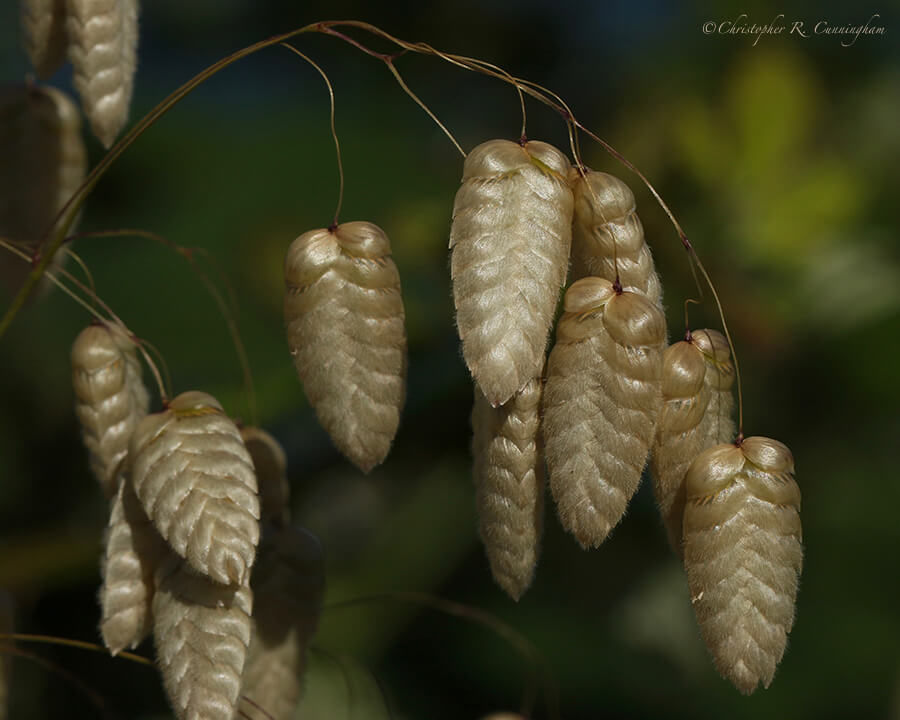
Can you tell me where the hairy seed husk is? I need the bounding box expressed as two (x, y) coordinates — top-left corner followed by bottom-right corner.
(130, 391), (260, 586)
(284, 221), (407, 473)
(450, 138), (574, 406)
(99, 475), (165, 654)
(569, 168), (663, 307)
(692, 329), (736, 445)
(153, 552), (253, 720)
(472, 376), (544, 600)
(241, 427), (290, 528)
(20, 0), (68, 78)
(683, 437), (802, 695)
(543, 277), (665, 548)
(71, 323), (149, 499)
(242, 525), (325, 720)
(66, 0), (139, 147)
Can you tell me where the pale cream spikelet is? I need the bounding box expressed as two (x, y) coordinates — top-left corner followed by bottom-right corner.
(569, 168), (663, 308)
(153, 552), (253, 720)
(692, 328), (737, 445)
(241, 426), (290, 528)
(71, 323), (149, 499)
(542, 277), (666, 548)
(683, 437), (803, 695)
(66, 0), (139, 147)
(242, 525), (325, 720)
(129, 391), (260, 585)
(99, 475), (165, 655)
(472, 376), (544, 600)
(0, 84), (87, 290)
(20, 0), (68, 78)
(450, 138), (574, 406)
(284, 221), (407, 473)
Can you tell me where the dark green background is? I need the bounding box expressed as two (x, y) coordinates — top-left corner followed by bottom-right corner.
(1, 1), (898, 718)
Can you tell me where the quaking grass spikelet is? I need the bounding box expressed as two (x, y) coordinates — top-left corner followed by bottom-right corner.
(20, 0), (68, 78)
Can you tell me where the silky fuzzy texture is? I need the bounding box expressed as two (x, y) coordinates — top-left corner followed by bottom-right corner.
(0, 592), (12, 720)
(72, 323), (149, 499)
(683, 437), (802, 695)
(66, 0), (138, 147)
(99, 475), (165, 654)
(242, 525), (324, 720)
(0, 84), (87, 292)
(543, 277), (665, 548)
(450, 139), (574, 406)
(130, 391), (260, 586)
(20, 0), (68, 78)
(472, 377), (544, 600)
(241, 427), (290, 528)
(692, 329), (737, 445)
(570, 168), (663, 307)
(153, 552), (253, 720)
(284, 221), (407, 473)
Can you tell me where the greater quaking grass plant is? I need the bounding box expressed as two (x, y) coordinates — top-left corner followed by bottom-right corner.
(0, 14), (803, 719)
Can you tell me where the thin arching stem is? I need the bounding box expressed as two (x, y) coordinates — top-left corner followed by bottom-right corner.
(0, 633), (154, 667)
(683, 297), (701, 336)
(237, 694), (277, 720)
(279, 43), (346, 227)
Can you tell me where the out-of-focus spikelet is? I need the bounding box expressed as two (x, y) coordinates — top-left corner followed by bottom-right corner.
(66, 0), (139, 147)
(284, 221), (407, 473)
(481, 715), (525, 720)
(0, 84), (86, 294)
(72, 323), (149, 499)
(20, 0), (68, 78)
(569, 168), (662, 307)
(99, 476), (165, 654)
(153, 553), (253, 720)
(450, 139), (574, 406)
(683, 437), (802, 695)
(543, 277), (665, 548)
(651, 329), (736, 553)
(472, 376), (544, 600)
(130, 391), (260, 586)
(0, 591), (13, 720)
(241, 427), (290, 528)
(242, 526), (325, 720)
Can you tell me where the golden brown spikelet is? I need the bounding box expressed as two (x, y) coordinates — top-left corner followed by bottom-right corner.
(129, 391), (260, 586)
(284, 221), (407, 473)
(153, 552), (253, 720)
(20, 0), (68, 78)
(99, 475), (165, 654)
(651, 329), (737, 553)
(569, 168), (663, 307)
(683, 437), (803, 695)
(450, 138), (574, 406)
(66, 0), (139, 147)
(472, 376), (544, 600)
(242, 525), (325, 720)
(0, 84), (87, 294)
(543, 277), (665, 548)
(71, 323), (149, 499)
(0, 591), (13, 720)
(692, 329), (737, 445)
(241, 427), (290, 528)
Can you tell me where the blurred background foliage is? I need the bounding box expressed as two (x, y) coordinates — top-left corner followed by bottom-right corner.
(1, 0), (898, 718)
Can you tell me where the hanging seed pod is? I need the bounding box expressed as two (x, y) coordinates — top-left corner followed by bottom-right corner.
(0, 84), (87, 295)
(651, 329), (736, 553)
(569, 168), (663, 307)
(153, 552), (253, 720)
(284, 221), (407, 473)
(683, 437), (803, 695)
(130, 391), (260, 586)
(543, 277), (665, 548)
(66, 0), (139, 148)
(472, 376), (544, 600)
(692, 329), (736, 445)
(242, 525), (325, 720)
(71, 323), (149, 499)
(99, 476), (165, 654)
(20, 0), (68, 78)
(241, 427), (290, 529)
(450, 138), (574, 406)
